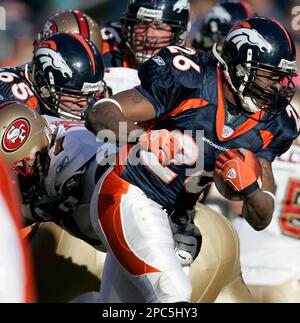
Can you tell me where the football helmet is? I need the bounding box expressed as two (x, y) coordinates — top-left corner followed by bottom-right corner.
(121, 0), (189, 64)
(0, 102), (51, 201)
(193, 1), (254, 52)
(31, 32), (106, 120)
(34, 9), (102, 53)
(213, 17), (297, 113)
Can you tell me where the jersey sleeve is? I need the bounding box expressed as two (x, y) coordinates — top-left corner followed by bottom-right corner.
(256, 138), (293, 161)
(137, 47), (204, 117)
(256, 110), (300, 161)
(0, 66), (39, 110)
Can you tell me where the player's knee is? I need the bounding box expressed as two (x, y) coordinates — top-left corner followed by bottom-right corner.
(157, 269), (192, 303)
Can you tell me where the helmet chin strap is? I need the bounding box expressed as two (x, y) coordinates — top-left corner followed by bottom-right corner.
(57, 106), (83, 120)
(242, 96), (261, 113)
(135, 51), (152, 64)
(212, 43), (261, 113)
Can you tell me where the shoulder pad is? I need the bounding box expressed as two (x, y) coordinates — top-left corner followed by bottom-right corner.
(104, 67), (140, 95)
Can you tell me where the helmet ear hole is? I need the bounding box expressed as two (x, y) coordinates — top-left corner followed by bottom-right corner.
(40, 86), (51, 98)
(236, 65), (246, 77)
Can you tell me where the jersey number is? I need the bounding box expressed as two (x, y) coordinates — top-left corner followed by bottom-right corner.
(279, 178), (300, 239)
(0, 72), (34, 101)
(167, 46), (201, 74)
(140, 133), (206, 193)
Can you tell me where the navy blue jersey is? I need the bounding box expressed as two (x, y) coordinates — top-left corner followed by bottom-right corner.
(0, 65), (46, 114)
(119, 46), (300, 210)
(100, 21), (135, 68)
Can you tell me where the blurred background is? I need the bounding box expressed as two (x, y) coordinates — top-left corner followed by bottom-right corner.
(0, 0), (299, 72)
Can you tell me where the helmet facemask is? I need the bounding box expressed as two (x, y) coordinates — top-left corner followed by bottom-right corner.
(240, 65), (296, 115)
(31, 59), (106, 120)
(122, 16), (187, 65)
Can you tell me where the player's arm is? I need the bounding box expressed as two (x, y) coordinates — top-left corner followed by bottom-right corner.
(241, 158), (275, 231)
(85, 88), (156, 145)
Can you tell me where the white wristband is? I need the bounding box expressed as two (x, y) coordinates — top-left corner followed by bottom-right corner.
(94, 98), (123, 112)
(263, 191), (276, 205)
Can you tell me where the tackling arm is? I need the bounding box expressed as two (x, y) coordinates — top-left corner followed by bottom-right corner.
(85, 88), (156, 145)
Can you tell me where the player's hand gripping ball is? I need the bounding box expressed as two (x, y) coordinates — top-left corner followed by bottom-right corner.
(214, 148), (262, 200)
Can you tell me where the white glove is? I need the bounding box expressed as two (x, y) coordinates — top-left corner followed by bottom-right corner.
(170, 209), (202, 266)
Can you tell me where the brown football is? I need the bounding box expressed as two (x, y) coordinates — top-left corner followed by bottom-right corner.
(214, 172), (243, 201)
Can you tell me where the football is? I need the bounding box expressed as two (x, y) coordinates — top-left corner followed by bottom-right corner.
(214, 149), (263, 201)
(214, 172), (243, 201)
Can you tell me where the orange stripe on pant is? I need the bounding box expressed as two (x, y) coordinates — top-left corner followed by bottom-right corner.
(98, 168), (160, 276)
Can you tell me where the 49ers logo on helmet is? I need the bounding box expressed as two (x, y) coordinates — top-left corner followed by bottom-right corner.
(2, 118), (30, 152)
(41, 20), (58, 39)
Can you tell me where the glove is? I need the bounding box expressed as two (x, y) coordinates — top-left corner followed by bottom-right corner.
(214, 148), (262, 196)
(174, 225), (202, 266)
(170, 209), (202, 266)
(138, 129), (183, 164)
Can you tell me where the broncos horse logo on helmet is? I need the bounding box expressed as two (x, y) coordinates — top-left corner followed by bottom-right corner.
(226, 27), (272, 53)
(173, 0), (189, 13)
(193, 1), (255, 53)
(36, 41), (73, 79)
(205, 5), (232, 24)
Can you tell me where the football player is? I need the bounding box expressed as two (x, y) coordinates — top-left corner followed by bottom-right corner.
(86, 17), (299, 302)
(193, 1), (255, 53)
(21, 11), (139, 300)
(35, 9), (141, 97)
(0, 101), (114, 301)
(0, 153), (35, 302)
(0, 32), (106, 120)
(100, 0), (189, 67)
(34, 9), (102, 53)
(230, 90), (300, 302)
(0, 100), (255, 303)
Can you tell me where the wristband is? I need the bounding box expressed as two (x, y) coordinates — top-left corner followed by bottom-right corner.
(95, 98), (123, 112)
(240, 181), (259, 197)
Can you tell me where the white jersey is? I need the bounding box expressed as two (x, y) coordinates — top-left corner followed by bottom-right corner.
(37, 116), (116, 250)
(232, 144), (300, 285)
(104, 67), (140, 95)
